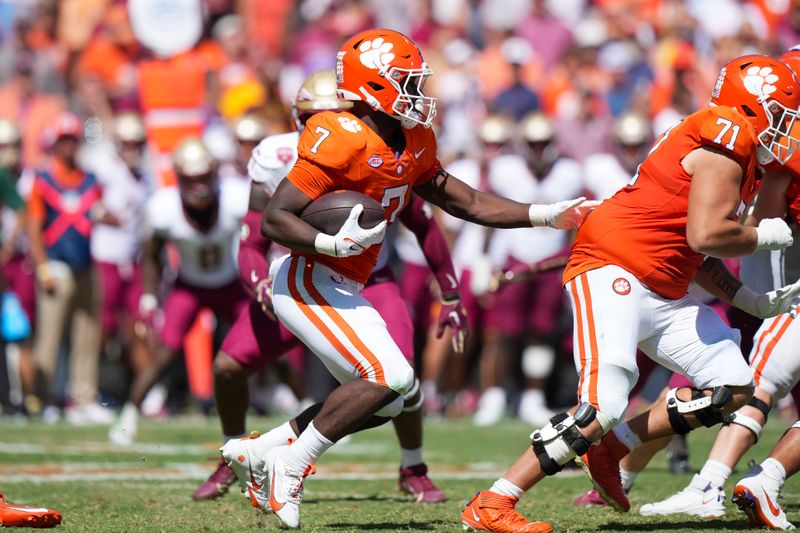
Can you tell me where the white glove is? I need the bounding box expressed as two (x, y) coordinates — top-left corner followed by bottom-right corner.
(529, 197), (602, 229)
(314, 204), (387, 258)
(755, 218), (793, 250)
(732, 281), (800, 319)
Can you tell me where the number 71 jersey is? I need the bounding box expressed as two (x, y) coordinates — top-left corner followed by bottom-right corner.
(564, 105), (761, 299)
(287, 110), (440, 284)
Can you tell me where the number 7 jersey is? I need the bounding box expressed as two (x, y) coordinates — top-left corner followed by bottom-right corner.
(564, 105), (761, 299)
(286, 110), (440, 284)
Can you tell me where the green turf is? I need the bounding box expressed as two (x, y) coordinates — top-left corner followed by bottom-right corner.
(0, 415), (797, 531)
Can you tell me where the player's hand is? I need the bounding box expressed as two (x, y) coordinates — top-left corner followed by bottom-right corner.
(755, 218), (793, 250)
(529, 197), (601, 230)
(136, 293), (159, 331)
(255, 278), (276, 320)
(435, 295), (469, 353)
(733, 281), (800, 318)
(315, 204), (387, 258)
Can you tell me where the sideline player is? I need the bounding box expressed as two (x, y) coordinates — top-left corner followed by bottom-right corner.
(222, 29), (596, 529)
(463, 55), (800, 533)
(109, 138), (249, 445)
(194, 71), (465, 503)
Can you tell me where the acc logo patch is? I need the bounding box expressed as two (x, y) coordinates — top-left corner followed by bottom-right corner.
(240, 222), (251, 241)
(368, 155), (383, 168)
(276, 146), (294, 165)
(612, 277), (631, 295)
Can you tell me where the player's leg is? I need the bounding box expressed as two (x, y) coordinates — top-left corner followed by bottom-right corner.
(110, 282), (201, 445)
(518, 268), (563, 427)
(733, 421), (800, 530)
(605, 295), (753, 518)
(363, 274), (445, 503)
(463, 267), (643, 532)
(231, 256), (414, 528)
(641, 310), (800, 517)
(195, 300), (302, 501)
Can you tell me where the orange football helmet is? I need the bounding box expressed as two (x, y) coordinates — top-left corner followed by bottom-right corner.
(711, 55), (800, 165)
(337, 29), (436, 129)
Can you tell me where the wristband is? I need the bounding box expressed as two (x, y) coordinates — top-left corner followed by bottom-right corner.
(528, 204), (552, 228)
(139, 293), (158, 314)
(732, 285), (761, 316)
(314, 233), (338, 257)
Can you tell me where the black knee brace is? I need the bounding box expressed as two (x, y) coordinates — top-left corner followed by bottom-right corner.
(531, 402), (596, 475)
(666, 386), (731, 435)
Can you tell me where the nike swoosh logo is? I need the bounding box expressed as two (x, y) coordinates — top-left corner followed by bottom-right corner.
(471, 507), (480, 522)
(269, 471), (285, 511)
(249, 467), (263, 491)
(414, 147), (426, 158)
(763, 488), (782, 517)
(0, 505), (49, 513)
(250, 270), (259, 283)
(445, 273), (457, 289)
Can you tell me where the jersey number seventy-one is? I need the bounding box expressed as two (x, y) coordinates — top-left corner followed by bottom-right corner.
(565, 106), (761, 299)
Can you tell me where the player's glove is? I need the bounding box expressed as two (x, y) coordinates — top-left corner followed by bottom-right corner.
(314, 204), (387, 258)
(528, 197), (602, 230)
(732, 281), (800, 319)
(435, 294), (469, 354)
(755, 218), (794, 250)
(255, 278), (276, 320)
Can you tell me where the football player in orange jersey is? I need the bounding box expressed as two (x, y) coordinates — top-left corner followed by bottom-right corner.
(222, 28), (595, 529)
(637, 48), (800, 525)
(463, 55), (800, 533)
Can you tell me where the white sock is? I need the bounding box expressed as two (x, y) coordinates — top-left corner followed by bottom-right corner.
(612, 422), (641, 451)
(489, 477), (524, 499)
(120, 402), (138, 429)
(400, 447), (424, 468)
(698, 459), (732, 488)
(761, 458), (787, 485)
(283, 421), (333, 471)
(252, 421), (299, 455)
(223, 433), (246, 447)
(620, 467), (638, 491)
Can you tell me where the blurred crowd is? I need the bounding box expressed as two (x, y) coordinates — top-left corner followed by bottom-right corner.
(1, 0), (800, 429)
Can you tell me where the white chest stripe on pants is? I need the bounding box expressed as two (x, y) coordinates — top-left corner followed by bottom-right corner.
(271, 254), (414, 397)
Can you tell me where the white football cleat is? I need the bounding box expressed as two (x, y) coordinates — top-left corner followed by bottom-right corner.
(473, 387), (506, 427)
(221, 432), (271, 512)
(639, 474), (725, 517)
(266, 446), (315, 529)
(733, 467), (796, 530)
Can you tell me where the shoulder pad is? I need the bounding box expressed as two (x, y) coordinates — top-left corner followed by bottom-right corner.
(248, 132), (299, 188)
(297, 111), (367, 170)
(694, 106), (757, 164)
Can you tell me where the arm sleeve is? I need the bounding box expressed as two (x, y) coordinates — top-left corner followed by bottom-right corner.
(237, 209), (271, 298)
(398, 195), (460, 298)
(286, 159), (339, 200)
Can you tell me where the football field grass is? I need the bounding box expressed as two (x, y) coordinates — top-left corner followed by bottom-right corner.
(0, 415), (798, 532)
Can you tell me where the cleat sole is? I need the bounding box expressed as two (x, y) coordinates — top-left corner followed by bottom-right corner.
(575, 456), (627, 513)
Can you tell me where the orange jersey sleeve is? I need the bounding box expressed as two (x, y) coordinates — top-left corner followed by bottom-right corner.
(564, 106), (760, 299)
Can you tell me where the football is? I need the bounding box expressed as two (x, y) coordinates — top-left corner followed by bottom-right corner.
(301, 190), (385, 235)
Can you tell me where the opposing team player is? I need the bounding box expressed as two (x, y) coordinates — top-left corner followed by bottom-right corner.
(463, 55), (800, 533)
(639, 49), (800, 520)
(196, 71), (464, 503)
(109, 138), (249, 445)
(221, 29), (596, 529)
